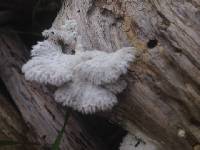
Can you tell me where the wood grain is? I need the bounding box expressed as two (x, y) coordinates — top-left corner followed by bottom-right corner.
(0, 31), (107, 150)
(61, 0), (200, 149)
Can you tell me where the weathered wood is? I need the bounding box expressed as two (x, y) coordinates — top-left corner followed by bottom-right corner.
(0, 31), (108, 150)
(60, 0), (200, 149)
(0, 0), (200, 150)
(0, 83), (38, 150)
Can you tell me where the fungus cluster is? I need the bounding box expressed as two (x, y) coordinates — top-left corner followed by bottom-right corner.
(22, 19), (138, 114)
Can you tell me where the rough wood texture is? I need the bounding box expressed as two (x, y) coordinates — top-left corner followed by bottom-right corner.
(61, 0), (200, 150)
(0, 85), (38, 150)
(0, 0), (200, 150)
(0, 32), (108, 150)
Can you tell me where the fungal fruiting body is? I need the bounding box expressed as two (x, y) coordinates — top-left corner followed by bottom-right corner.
(120, 134), (158, 150)
(54, 80), (118, 114)
(22, 40), (84, 86)
(74, 47), (135, 85)
(22, 19), (137, 114)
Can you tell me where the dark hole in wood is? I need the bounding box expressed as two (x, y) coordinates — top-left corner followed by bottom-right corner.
(42, 135), (47, 140)
(190, 118), (200, 127)
(78, 114), (127, 150)
(147, 39), (158, 49)
(174, 48), (183, 53)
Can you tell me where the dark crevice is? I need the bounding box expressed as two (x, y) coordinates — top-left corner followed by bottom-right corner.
(147, 39), (158, 49)
(174, 47), (183, 53)
(190, 118), (200, 127)
(75, 113), (127, 150)
(1, 0), (64, 49)
(44, 104), (56, 121)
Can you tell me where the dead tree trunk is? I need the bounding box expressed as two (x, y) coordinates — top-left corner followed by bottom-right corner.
(0, 0), (200, 150)
(0, 32), (108, 150)
(61, 0), (200, 150)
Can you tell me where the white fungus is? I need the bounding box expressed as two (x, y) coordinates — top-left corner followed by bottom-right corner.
(120, 134), (158, 150)
(22, 19), (137, 114)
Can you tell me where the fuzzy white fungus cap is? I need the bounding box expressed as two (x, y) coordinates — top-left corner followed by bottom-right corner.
(74, 47), (136, 85)
(22, 19), (138, 114)
(54, 80), (117, 114)
(103, 79), (127, 94)
(22, 40), (84, 86)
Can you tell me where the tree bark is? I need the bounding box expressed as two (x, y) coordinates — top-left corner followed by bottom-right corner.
(61, 0), (200, 150)
(0, 31), (108, 150)
(0, 0), (200, 150)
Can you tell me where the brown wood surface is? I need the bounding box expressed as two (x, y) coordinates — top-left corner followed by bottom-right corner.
(61, 0), (200, 149)
(0, 0), (200, 150)
(0, 32), (108, 150)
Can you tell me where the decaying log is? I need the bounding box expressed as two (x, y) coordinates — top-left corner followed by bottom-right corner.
(0, 0), (200, 150)
(0, 31), (108, 150)
(0, 83), (38, 150)
(58, 0), (200, 150)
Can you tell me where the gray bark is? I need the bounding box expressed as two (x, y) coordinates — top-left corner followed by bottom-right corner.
(0, 32), (107, 150)
(63, 0), (200, 150)
(0, 0), (200, 150)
